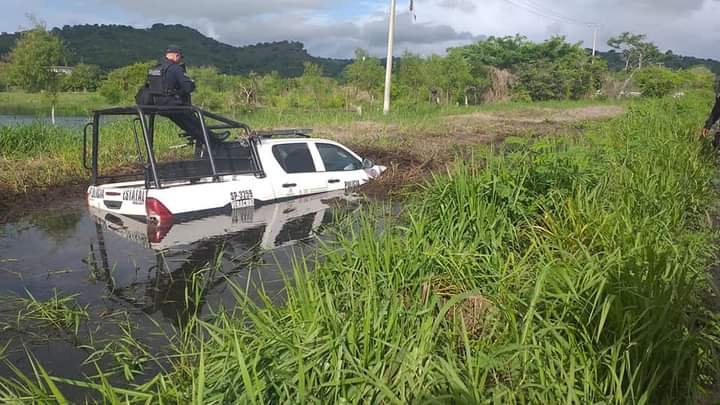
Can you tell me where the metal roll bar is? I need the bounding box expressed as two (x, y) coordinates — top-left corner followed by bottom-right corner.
(86, 105), (270, 187)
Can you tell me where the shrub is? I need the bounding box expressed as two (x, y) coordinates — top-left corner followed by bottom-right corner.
(634, 66), (680, 97)
(677, 66), (715, 92)
(61, 64), (101, 92)
(98, 61), (153, 104)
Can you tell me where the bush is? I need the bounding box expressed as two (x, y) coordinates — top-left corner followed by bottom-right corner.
(98, 61), (153, 104)
(676, 66), (715, 92)
(515, 56), (605, 101)
(61, 64), (101, 92)
(634, 66), (680, 97)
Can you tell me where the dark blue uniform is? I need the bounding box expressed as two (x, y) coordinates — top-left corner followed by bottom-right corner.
(145, 58), (227, 146)
(136, 48), (226, 147)
(154, 59), (196, 106)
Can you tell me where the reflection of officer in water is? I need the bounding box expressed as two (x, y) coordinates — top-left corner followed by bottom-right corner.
(137, 45), (226, 145)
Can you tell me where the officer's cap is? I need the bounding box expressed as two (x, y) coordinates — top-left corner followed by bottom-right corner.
(165, 45), (182, 55)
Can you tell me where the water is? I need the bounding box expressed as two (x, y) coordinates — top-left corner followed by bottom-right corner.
(0, 191), (364, 393)
(0, 115), (89, 127)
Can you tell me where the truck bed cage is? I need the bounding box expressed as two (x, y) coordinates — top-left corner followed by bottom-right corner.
(85, 105), (269, 189)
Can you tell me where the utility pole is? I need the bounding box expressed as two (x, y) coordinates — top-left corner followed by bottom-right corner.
(591, 24), (598, 63)
(383, 0), (397, 115)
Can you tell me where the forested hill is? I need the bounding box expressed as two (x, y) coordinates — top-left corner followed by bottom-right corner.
(0, 23), (350, 77)
(592, 49), (720, 75)
(1, 23), (719, 77)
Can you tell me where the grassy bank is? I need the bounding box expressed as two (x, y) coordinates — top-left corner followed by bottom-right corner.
(0, 120), (193, 197)
(1, 94), (718, 402)
(0, 92), (110, 117)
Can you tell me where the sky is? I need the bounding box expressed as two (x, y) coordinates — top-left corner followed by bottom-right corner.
(1, 0), (720, 60)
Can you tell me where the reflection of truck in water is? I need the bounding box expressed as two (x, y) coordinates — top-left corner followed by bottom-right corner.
(86, 190), (362, 325)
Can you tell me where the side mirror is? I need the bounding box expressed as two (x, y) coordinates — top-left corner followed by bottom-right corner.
(362, 158), (374, 169)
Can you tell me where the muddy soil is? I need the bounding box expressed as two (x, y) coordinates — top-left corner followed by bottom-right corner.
(1, 183), (87, 222)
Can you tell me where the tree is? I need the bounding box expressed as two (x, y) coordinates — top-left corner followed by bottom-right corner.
(62, 63), (101, 92)
(441, 51), (474, 105)
(343, 49), (384, 103)
(237, 72), (259, 107)
(395, 52), (429, 108)
(607, 32), (661, 72)
(99, 62), (153, 104)
(424, 55), (447, 104)
(450, 35), (606, 103)
(7, 23), (67, 123)
(454, 35), (581, 72)
(447, 47), (489, 105)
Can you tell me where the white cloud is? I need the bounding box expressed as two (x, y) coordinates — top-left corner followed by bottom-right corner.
(2, 0), (720, 59)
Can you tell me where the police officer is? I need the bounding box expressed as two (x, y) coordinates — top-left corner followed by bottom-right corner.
(151, 45), (195, 106)
(138, 45), (226, 145)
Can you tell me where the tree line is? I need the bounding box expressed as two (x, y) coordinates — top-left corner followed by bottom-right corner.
(1, 24), (716, 117)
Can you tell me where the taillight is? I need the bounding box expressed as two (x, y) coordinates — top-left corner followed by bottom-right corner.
(145, 197), (174, 226)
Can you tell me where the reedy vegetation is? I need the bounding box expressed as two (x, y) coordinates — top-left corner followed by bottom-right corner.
(0, 120), (190, 194)
(1, 93), (718, 403)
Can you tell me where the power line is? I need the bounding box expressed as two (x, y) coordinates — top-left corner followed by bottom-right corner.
(506, 0), (587, 25)
(516, 0), (593, 26)
(500, 0), (597, 27)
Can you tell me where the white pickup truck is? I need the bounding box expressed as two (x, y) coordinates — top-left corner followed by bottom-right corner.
(84, 106), (385, 227)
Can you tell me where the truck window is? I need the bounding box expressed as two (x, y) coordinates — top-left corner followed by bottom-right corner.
(317, 143), (361, 171)
(272, 143), (316, 174)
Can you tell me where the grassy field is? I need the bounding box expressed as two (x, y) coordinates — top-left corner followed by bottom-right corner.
(0, 93), (718, 402)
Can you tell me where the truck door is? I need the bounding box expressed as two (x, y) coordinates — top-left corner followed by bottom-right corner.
(314, 142), (368, 192)
(270, 142), (329, 200)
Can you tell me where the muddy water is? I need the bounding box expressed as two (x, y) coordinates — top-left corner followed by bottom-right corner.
(0, 191), (364, 393)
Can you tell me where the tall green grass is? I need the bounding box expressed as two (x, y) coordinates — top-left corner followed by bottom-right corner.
(1, 94), (718, 403)
(0, 119), (193, 193)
